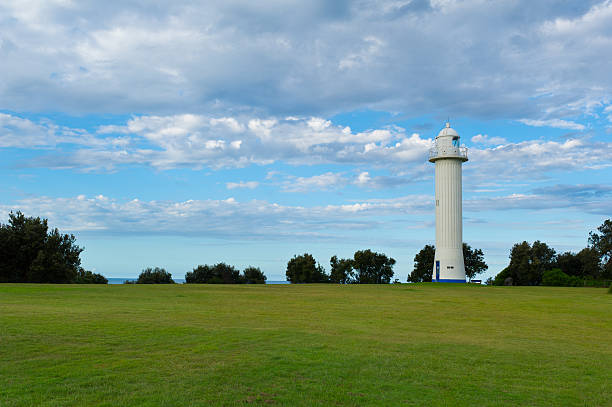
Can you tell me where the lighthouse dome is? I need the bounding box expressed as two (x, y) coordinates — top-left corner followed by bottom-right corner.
(437, 122), (459, 138)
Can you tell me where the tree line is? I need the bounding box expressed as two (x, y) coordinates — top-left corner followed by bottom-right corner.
(133, 250), (398, 285)
(127, 264), (268, 284)
(285, 250), (397, 283)
(490, 219), (611, 286)
(2, 211), (610, 288)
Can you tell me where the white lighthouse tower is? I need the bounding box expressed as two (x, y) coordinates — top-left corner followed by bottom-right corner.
(429, 122), (468, 283)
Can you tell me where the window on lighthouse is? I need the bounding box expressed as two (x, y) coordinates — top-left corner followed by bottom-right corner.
(452, 136), (459, 147)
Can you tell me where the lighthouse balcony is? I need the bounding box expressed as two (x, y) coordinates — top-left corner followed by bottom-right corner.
(428, 146), (468, 162)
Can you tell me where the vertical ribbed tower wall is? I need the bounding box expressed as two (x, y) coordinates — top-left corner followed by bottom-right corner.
(429, 123), (468, 283)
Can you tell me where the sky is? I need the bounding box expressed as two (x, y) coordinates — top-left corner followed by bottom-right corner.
(1, 0), (611, 281)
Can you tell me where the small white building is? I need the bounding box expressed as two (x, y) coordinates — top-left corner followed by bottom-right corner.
(428, 123), (468, 282)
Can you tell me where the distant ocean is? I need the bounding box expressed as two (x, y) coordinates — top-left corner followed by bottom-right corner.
(107, 278), (289, 285)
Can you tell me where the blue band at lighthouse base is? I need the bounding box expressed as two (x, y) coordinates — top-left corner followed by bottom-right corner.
(434, 279), (466, 283)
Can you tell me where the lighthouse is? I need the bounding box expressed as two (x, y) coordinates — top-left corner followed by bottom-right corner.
(428, 123), (468, 283)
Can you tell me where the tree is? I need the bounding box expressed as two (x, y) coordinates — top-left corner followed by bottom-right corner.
(243, 266), (267, 284)
(576, 247), (602, 278)
(408, 244), (434, 283)
(352, 249), (395, 284)
(589, 219), (612, 278)
(0, 211), (84, 283)
(463, 243), (488, 281)
(185, 263), (243, 284)
(285, 253), (328, 283)
(493, 241), (557, 286)
(136, 267), (175, 284)
(329, 255), (354, 284)
(557, 248), (601, 279)
(556, 251), (582, 277)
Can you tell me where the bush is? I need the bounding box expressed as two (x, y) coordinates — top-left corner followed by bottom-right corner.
(136, 267), (175, 284)
(541, 268), (582, 287)
(73, 268), (108, 284)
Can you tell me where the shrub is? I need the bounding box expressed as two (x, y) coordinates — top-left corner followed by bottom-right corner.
(541, 268), (571, 286)
(73, 268), (108, 284)
(136, 267), (175, 284)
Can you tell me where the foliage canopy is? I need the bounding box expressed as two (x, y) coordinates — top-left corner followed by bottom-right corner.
(0, 211), (105, 284)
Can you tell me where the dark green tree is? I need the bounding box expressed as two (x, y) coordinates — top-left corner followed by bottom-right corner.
(136, 267), (175, 284)
(463, 243), (488, 281)
(589, 219), (612, 278)
(185, 263), (243, 283)
(185, 264), (214, 283)
(285, 253), (328, 283)
(408, 244), (434, 283)
(557, 251), (582, 277)
(493, 241), (557, 285)
(0, 212), (84, 283)
(576, 247), (602, 278)
(352, 249), (395, 284)
(329, 255), (355, 284)
(242, 266), (267, 284)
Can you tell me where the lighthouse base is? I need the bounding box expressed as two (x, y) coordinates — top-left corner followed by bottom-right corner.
(432, 247), (466, 283)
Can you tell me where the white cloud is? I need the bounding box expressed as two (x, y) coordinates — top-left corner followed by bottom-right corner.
(0, 1), (611, 122)
(0, 113), (104, 148)
(2, 185), (607, 240)
(226, 181), (259, 190)
(468, 138), (612, 179)
(16, 113), (430, 171)
(517, 119), (586, 131)
(0, 194), (433, 239)
(282, 172), (347, 192)
(6, 112), (611, 183)
(470, 134), (507, 145)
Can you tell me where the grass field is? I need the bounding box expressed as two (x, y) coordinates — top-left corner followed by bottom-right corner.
(1, 284), (610, 406)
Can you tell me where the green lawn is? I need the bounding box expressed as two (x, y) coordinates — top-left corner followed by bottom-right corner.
(1, 284), (610, 406)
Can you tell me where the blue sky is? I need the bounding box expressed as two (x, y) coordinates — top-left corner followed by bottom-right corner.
(1, 0), (611, 281)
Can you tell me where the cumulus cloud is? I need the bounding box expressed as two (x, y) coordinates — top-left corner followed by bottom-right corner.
(15, 113), (432, 171)
(5, 112), (611, 184)
(0, 0), (611, 122)
(467, 138), (612, 179)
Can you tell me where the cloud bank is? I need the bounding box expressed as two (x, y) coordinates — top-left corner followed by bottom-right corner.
(1, 0), (612, 121)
